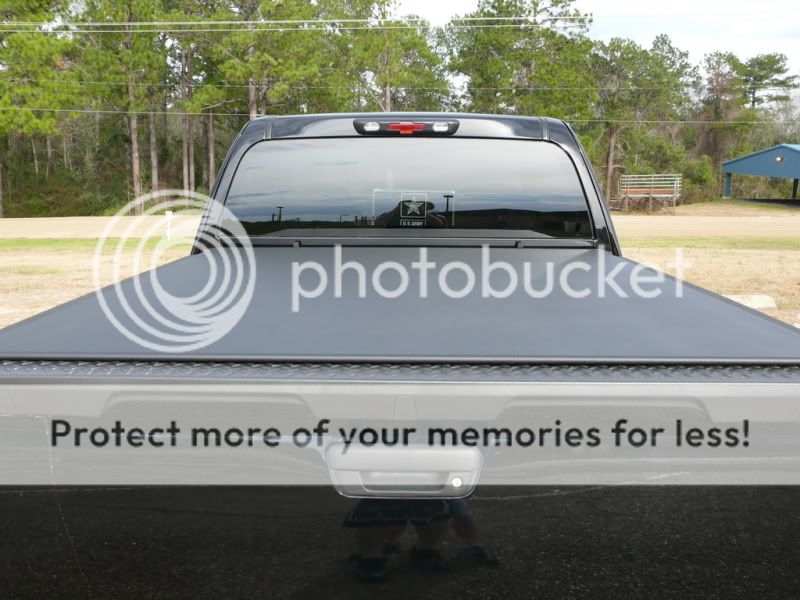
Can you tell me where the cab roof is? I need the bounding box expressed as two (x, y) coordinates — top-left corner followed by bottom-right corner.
(241, 112), (580, 148)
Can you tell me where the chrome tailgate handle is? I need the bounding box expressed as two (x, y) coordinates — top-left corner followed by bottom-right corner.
(326, 444), (483, 498)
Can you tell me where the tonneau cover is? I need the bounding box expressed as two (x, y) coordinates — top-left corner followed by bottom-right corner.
(0, 247), (799, 364)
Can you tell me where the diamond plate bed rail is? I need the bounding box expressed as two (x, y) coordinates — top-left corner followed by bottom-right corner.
(2, 360), (800, 383)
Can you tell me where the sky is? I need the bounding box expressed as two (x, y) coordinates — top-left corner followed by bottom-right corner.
(397, 0), (800, 73)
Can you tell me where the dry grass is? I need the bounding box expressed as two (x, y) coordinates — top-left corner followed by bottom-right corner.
(616, 200), (800, 327)
(618, 199), (799, 217)
(623, 246), (800, 326)
(0, 241), (190, 329)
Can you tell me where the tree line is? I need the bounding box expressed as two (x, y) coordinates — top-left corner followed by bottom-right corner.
(1, 0), (798, 217)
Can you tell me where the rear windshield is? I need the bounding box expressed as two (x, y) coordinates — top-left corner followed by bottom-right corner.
(223, 138), (593, 239)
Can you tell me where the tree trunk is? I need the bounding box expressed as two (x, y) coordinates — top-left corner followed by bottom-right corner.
(128, 82), (143, 212)
(129, 111), (142, 209)
(181, 45), (194, 192)
(247, 15), (257, 119)
(13, 134), (20, 192)
(605, 125), (619, 199)
(149, 110), (158, 193)
(201, 147), (208, 191)
(248, 79), (258, 119)
(188, 118), (195, 192)
(94, 110), (101, 158)
(62, 133), (69, 170)
(207, 112), (216, 190)
(45, 136), (53, 179)
(31, 138), (39, 177)
(383, 82), (391, 112)
(381, 27), (391, 112)
(85, 115), (96, 175)
(181, 47), (190, 192)
(123, 19), (141, 211)
(182, 114), (189, 192)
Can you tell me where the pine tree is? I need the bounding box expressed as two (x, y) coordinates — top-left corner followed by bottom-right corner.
(0, 1), (76, 217)
(591, 36), (695, 195)
(346, 1), (448, 112)
(447, 0), (593, 117)
(738, 53), (799, 108)
(79, 0), (166, 210)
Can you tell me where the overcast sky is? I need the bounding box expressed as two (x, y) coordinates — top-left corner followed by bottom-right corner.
(398, 0), (800, 73)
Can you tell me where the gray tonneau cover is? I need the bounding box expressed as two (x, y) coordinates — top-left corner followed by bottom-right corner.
(0, 247), (799, 364)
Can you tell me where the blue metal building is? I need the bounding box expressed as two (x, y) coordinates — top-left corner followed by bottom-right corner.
(721, 144), (800, 199)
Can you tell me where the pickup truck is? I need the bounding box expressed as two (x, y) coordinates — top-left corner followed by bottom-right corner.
(1, 113), (799, 594)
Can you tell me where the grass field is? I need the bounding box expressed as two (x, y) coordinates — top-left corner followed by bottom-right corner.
(0, 240), (191, 327)
(621, 237), (800, 250)
(622, 244), (800, 327)
(0, 200), (798, 329)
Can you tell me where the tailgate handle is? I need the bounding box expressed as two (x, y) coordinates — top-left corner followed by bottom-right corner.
(326, 444), (482, 498)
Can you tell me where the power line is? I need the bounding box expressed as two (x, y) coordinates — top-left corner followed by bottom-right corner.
(0, 106), (251, 116)
(0, 107), (796, 125)
(0, 22), (572, 34)
(570, 118), (800, 124)
(1, 16), (589, 27)
(4, 78), (796, 93)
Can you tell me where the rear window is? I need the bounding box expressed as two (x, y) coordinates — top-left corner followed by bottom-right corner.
(223, 138), (593, 239)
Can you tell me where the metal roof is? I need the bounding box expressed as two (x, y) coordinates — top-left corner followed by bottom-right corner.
(722, 144), (800, 179)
